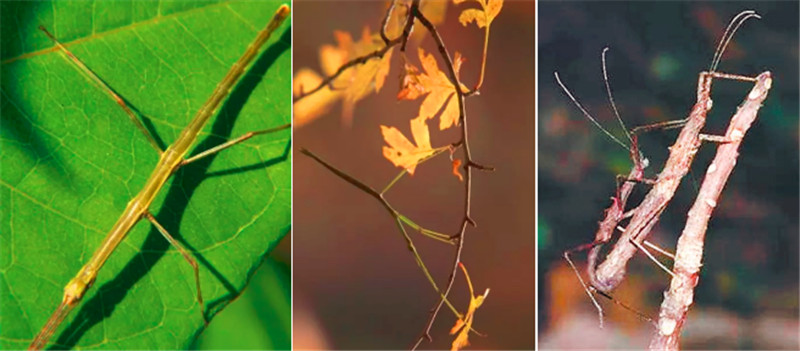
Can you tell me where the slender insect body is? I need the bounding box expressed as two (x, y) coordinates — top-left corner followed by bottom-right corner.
(25, 5), (292, 350)
(560, 10), (765, 329)
(593, 71), (733, 292)
(556, 47), (655, 324)
(586, 158), (645, 291)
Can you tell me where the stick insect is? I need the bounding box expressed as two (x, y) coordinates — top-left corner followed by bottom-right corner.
(556, 48), (653, 328)
(3, 4), (290, 350)
(557, 10), (763, 326)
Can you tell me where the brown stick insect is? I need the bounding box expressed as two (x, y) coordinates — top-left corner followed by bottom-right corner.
(555, 9), (764, 326)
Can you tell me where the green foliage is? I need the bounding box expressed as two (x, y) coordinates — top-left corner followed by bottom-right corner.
(192, 255), (291, 350)
(1, 0), (291, 349)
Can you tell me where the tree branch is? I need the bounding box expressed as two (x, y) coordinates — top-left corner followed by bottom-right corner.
(410, 5), (493, 349)
(649, 71), (772, 350)
(297, 2), (495, 348)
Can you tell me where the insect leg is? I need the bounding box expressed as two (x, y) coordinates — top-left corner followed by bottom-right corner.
(643, 240), (676, 261)
(630, 118), (688, 136)
(143, 212), (207, 325)
(180, 123), (290, 166)
(38, 26), (163, 153)
(563, 245), (607, 328)
(616, 232), (675, 278)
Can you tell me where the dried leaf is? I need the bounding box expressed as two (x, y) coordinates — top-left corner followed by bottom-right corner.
(452, 159), (464, 181)
(453, 51), (465, 77)
(398, 60), (426, 100)
(450, 262), (489, 351)
(381, 116), (436, 174)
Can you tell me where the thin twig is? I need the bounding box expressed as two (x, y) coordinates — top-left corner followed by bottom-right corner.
(293, 43), (399, 102)
(400, 0), (419, 52)
(379, 1), (396, 45)
(649, 71), (771, 351)
(410, 6), (493, 348)
(294, 0), (417, 103)
(298, 2), (493, 348)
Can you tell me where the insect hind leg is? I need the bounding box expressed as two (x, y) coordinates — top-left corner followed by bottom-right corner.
(39, 26), (163, 154)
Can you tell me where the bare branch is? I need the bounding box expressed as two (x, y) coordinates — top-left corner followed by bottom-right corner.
(649, 71), (772, 351)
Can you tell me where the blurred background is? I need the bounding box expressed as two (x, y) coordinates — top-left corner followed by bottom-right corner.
(538, 1), (798, 349)
(293, 1), (534, 349)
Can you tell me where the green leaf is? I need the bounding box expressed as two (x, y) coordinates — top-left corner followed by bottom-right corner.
(0, 1), (291, 349)
(192, 254), (291, 350)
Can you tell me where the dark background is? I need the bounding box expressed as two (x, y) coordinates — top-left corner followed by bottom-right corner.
(293, 1), (534, 349)
(538, 1), (798, 349)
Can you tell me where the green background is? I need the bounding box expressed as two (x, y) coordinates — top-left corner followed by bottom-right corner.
(1, 0), (291, 349)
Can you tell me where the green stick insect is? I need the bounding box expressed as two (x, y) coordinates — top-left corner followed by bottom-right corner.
(1, 2), (291, 349)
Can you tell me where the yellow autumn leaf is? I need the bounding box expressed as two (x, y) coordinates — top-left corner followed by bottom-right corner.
(293, 26), (395, 126)
(384, 0), (410, 39)
(375, 48), (393, 92)
(340, 27), (394, 125)
(293, 69), (340, 128)
(347, 59), (380, 105)
(381, 116), (436, 174)
(458, 8), (486, 27)
(456, 0), (503, 29)
(419, 0), (448, 26)
(484, 0), (503, 25)
(321, 31), (352, 76)
(416, 47), (463, 130)
(450, 262), (489, 351)
(385, 0), (448, 41)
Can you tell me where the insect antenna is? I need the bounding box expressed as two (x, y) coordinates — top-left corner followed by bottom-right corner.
(601, 47), (649, 169)
(709, 10), (761, 73)
(601, 47), (632, 146)
(691, 10), (760, 192)
(554, 72), (631, 153)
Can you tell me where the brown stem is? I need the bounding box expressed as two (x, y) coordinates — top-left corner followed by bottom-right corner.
(648, 72), (771, 350)
(410, 5), (492, 349)
(400, 0), (419, 52)
(473, 1), (491, 92)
